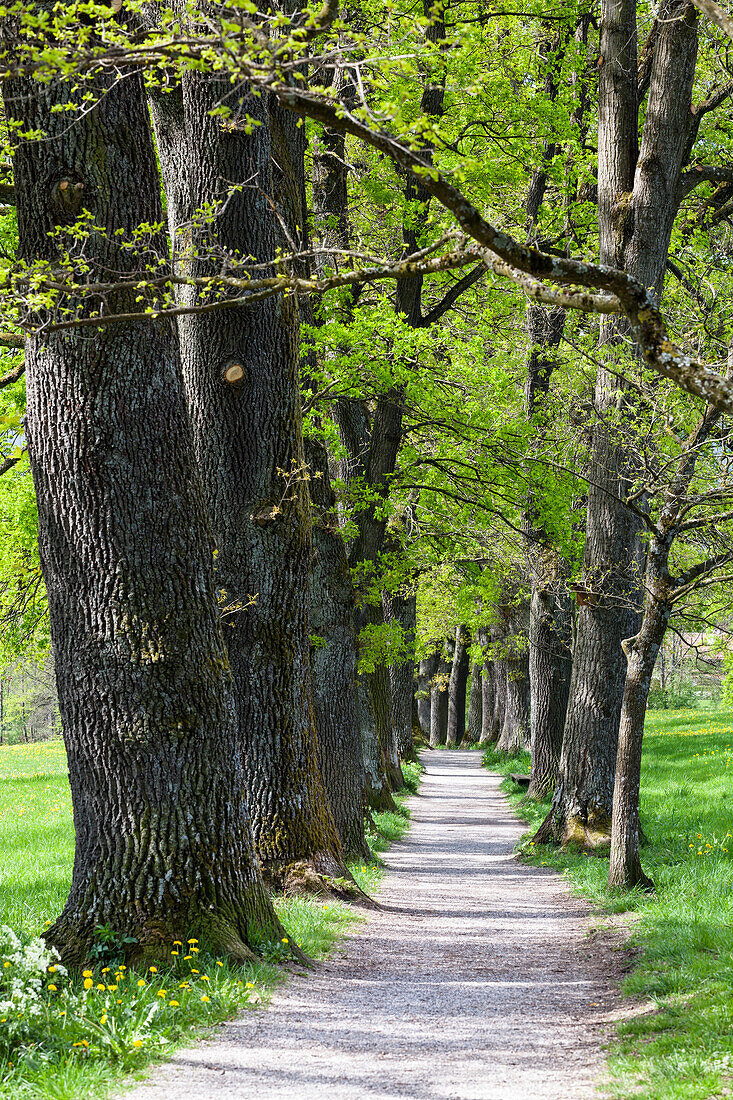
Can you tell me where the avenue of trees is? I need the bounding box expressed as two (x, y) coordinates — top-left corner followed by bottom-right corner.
(1, 0), (733, 962)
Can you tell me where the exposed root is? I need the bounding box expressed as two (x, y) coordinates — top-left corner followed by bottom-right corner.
(263, 858), (380, 910)
(533, 807), (612, 853)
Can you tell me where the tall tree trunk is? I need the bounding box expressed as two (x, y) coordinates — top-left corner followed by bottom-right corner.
(523, 304), (573, 798)
(306, 439), (369, 859)
(465, 659), (483, 745)
(6, 69), (283, 964)
(269, 85), (370, 863)
(358, 676), (398, 812)
(171, 75), (347, 888)
(527, 584), (573, 799)
(367, 659), (404, 790)
(608, 630), (661, 892)
(383, 590), (418, 762)
(537, 0), (698, 848)
(446, 625), (470, 747)
(417, 652), (439, 736)
(479, 661), (497, 745)
(494, 604), (530, 754)
(429, 637), (453, 747)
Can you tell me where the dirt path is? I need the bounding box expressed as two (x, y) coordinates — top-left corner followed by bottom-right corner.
(123, 750), (621, 1100)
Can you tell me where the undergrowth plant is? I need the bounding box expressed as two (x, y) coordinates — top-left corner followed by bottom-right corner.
(0, 745), (421, 1100)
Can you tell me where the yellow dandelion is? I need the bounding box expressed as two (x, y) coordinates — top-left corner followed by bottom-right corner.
(200, 994), (210, 1003)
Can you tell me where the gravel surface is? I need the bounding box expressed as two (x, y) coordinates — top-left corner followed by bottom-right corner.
(122, 750), (622, 1100)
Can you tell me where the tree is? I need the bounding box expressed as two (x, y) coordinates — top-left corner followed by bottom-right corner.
(537, 0), (707, 847)
(610, 379), (733, 888)
(156, 71), (352, 889)
(445, 624), (469, 747)
(4, 64), (284, 963)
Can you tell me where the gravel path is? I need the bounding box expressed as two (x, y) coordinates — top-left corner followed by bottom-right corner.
(123, 750), (621, 1100)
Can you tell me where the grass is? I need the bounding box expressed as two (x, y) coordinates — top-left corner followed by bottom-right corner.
(482, 708), (733, 1100)
(0, 741), (421, 1100)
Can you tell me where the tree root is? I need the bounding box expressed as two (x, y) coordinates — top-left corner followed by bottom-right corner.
(263, 858), (380, 910)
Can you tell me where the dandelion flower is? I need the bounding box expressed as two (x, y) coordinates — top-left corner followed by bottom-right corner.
(137, 979), (146, 987)
(83, 978), (93, 990)
(200, 995), (210, 1003)
(169, 999), (180, 1007)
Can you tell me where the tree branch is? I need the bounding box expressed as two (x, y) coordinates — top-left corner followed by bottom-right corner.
(419, 264), (486, 327)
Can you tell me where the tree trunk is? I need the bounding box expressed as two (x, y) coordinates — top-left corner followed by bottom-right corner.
(172, 75), (348, 888)
(490, 659), (507, 745)
(608, 637), (659, 892)
(357, 676), (398, 812)
(6, 69), (283, 964)
(417, 653), (438, 736)
(383, 590), (418, 761)
(479, 661), (497, 745)
(465, 660), (483, 744)
(368, 659), (404, 790)
(429, 637), (453, 748)
(608, 558), (672, 890)
(494, 604), (530, 754)
(527, 585), (573, 799)
(536, 0), (698, 848)
(306, 439), (370, 860)
(446, 625), (470, 747)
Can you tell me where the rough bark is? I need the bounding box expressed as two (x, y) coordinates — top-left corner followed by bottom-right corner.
(480, 662), (498, 745)
(306, 439), (370, 860)
(6, 69), (283, 964)
(537, 0), (699, 848)
(358, 676), (398, 812)
(527, 583), (573, 800)
(490, 658), (507, 745)
(429, 637), (453, 748)
(609, 396), (721, 889)
(383, 590), (418, 762)
(446, 625), (470, 747)
(417, 652), (439, 736)
(368, 659), (404, 790)
(465, 659), (483, 745)
(169, 75), (349, 889)
(523, 304), (573, 800)
(494, 605), (531, 755)
(608, 630), (662, 892)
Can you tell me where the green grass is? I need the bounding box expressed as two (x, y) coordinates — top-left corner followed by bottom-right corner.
(0, 742), (421, 1099)
(483, 709), (733, 1100)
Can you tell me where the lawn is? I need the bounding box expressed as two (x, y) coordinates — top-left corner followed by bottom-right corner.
(483, 708), (733, 1100)
(0, 740), (419, 1099)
